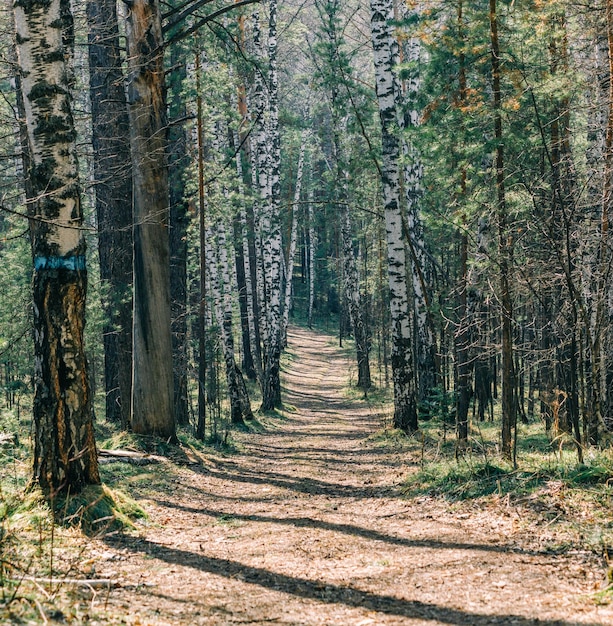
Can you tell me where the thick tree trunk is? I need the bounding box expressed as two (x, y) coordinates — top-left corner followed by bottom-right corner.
(14, 0), (99, 494)
(125, 0), (176, 439)
(370, 0), (417, 430)
(87, 0), (133, 429)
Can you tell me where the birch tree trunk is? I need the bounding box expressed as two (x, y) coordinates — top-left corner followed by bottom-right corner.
(340, 201), (372, 389)
(233, 136), (261, 381)
(248, 10), (269, 368)
(87, 0), (133, 428)
(125, 0), (176, 439)
(209, 220), (254, 424)
(14, 0), (99, 493)
(397, 2), (438, 408)
(282, 132), (307, 346)
(370, 0), (417, 430)
(260, 0), (284, 410)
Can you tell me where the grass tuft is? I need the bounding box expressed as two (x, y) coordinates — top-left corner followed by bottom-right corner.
(57, 484), (146, 535)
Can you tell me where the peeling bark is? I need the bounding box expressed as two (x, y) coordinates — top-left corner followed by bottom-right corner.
(14, 0), (99, 493)
(125, 0), (176, 439)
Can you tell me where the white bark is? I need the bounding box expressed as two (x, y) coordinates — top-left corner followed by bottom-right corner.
(370, 0), (417, 430)
(210, 218), (254, 423)
(235, 143), (263, 382)
(260, 0), (284, 410)
(14, 0), (81, 256)
(397, 1), (437, 405)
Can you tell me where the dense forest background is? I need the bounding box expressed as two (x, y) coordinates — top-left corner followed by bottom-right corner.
(2, 0), (613, 489)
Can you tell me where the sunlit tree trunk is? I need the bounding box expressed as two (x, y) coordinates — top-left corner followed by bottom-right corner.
(125, 0), (176, 439)
(249, 10), (269, 367)
(397, 0), (438, 409)
(260, 0), (284, 410)
(87, 0), (133, 428)
(370, 0), (417, 430)
(14, 0), (99, 493)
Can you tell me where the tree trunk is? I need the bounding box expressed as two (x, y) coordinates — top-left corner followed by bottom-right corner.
(260, 0), (284, 411)
(282, 132), (307, 345)
(209, 220), (254, 424)
(168, 43), (190, 427)
(340, 203), (372, 389)
(397, 0), (438, 410)
(234, 138), (261, 382)
(14, 0), (100, 494)
(370, 0), (417, 430)
(308, 188), (316, 328)
(489, 0), (516, 461)
(87, 0), (133, 429)
(125, 0), (176, 439)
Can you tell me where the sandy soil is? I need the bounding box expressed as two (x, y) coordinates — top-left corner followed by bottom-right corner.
(89, 325), (613, 625)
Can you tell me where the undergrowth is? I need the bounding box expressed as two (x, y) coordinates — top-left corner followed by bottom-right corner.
(395, 416), (613, 562)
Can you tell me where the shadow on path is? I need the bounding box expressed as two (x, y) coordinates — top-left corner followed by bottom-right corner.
(107, 535), (597, 626)
(152, 500), (548, 558)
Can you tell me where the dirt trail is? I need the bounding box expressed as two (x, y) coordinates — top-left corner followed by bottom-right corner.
(94, 326), (613, 625)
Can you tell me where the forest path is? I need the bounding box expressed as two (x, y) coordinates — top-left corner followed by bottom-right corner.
(96, 325), (612, 625)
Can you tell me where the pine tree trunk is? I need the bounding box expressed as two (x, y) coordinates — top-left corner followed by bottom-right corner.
(168, 47), (190, 426)
(370, 0), (417, 430)
(14, 0), (99, 494)
(125, 0), (176, 439)
(87, 0), (133, 429)
(490, 0), (516, 460)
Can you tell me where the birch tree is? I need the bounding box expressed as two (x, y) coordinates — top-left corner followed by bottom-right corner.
(260, 0), (284, 410)
(397, 2), (438, 409)
(370, 0), (417, 431)
(14, 0), (99, 493)
(124, 0), (176, 439)
(209, 218), (254, 424)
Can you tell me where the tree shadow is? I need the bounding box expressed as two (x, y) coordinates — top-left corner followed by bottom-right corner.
(151, 500), (544, 557)
(105, 535), (602, 626)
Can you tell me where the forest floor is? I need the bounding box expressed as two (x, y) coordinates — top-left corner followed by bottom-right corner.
(83, 325), (613, 625)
